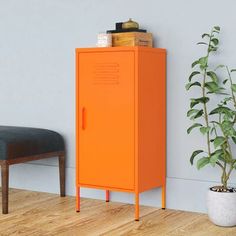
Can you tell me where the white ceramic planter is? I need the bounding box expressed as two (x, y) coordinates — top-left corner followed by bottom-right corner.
(207, 188), (236, 227)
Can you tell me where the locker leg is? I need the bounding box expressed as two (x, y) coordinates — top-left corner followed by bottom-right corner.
(135, 193), (139, 221)
(76, 186), (80, 212)
(106, 190), (110, 202)
(162, 184), (166, 210)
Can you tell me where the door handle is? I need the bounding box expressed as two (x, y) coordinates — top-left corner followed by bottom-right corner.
(82, 107), (86, 130)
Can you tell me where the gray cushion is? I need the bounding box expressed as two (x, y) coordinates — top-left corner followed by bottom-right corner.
(0, 126), (65, 160)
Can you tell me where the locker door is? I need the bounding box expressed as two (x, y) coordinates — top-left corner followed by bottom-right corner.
(78, 51), (135, 190)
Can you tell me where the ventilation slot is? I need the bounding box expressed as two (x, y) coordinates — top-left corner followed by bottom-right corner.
(93, 63), (119, 85)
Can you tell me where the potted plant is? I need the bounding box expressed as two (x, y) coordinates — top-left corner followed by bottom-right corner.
(186, 26), (236, 227)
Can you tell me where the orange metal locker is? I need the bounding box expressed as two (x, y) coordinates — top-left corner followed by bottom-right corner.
(75, 46), (166, 221)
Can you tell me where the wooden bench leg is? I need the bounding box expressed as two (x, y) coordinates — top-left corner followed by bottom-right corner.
(58, 154), (65, 197)
(1, 161), (9, 214)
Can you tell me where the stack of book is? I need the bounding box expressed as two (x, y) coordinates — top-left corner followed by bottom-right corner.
(106, 20), (153, 47)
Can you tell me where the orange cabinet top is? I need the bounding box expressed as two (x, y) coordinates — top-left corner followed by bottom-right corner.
(75, 46), (166, 54)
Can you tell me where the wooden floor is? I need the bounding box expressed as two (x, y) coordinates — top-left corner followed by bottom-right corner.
(0, 189), (235, 235)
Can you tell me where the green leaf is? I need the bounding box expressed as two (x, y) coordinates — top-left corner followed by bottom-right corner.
(187, 109), (203, 120)
(208, 91), (227, 95)
(221, 121), (236, 137)
(197, 42), (208, 45)
(188, 71), (201, 82)
(222, 150), (233, 163)
(231, 69), (236, 73)
(185, 82), (201, 90)
(190, 97), (210, 108)
(210, 154), (218, 164)
(221, 97), (232, 105)
(223, 111), (235, 121)
(192, 110), (204, 119)
(231, 84), (236, 92)
(197, 97), (210, 103)
(213, 136), (226, 148)
(212, 149), (224, 156)
(221, 120), (232, 129)
(215, 65), (225, 70)
(205, 81), (220, 93)
(187, 123), (202, 134)
(208, 46), (218, 52)
(206, 71), (218, 83)
(190, 150), (204, 165)
(200, 126), (211, 135)
(199, 57), (208, 69)
(187, 109), (199, 117)
(197, 157), (210, 170)
(192, 60), (200, 68)
(214, 26), (220, 31)
(210, 121), (220, 125)
(202, 33), (210, 39)
(185, 83), (191, 90)
(209, 106), (234, 118)
(210, 126), (216, 135)
(223, 79), (228, 85)
(189, 71), (201, 81)
(190, 99), (199, 108)
(211, 38), (219, 46)
(232, 137), (236, 144)
(210, 151), (222, 166)
(211, 149), (224, 164)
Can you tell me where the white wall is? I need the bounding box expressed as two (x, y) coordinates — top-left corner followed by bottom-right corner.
(1, 0), (236, 213)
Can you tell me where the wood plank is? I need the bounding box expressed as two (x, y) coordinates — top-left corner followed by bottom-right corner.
(55, 203), (155, 236)
(0, 188), (236, 236)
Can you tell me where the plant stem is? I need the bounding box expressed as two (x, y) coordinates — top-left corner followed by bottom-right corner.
(218, 111), (236, 188)
(221, 159), (227, 188)
(202, 71), (211, 155)
(218, 120), (233, 188)
(226, 66), (236, 109)
(202, 31), (213, 156)
(211, 123), (225, 170)
(226, 66), (236, 124)
(222, 163), (235, 189)
(212, 122), (218, 137)
(216, 161), (224, 170)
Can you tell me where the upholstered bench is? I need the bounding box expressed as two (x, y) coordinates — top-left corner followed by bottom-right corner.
(0, 126), (65, 214)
